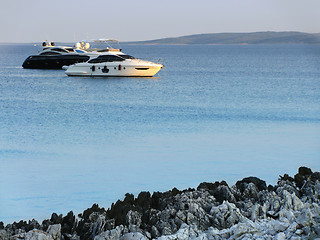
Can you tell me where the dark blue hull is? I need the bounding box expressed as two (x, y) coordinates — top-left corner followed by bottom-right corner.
(22, 54), (90, 69)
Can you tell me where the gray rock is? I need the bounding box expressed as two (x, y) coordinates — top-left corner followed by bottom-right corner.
(126, 210), (142, 227)
(120, 232), (148, 240)
(210, 201), (245, 229)
(47, 224), (61, 240)
(0, 229), (9, 240)
(3, 168), (320, 240)
(94, 225), (127, 240)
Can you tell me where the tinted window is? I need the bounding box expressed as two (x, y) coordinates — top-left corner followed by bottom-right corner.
(65, 48), (75, 52)
(88, 55), (125, 63)
(40, 52), (62, 55)
(118, 54), (135, 59)
(51, 48), (69, 53)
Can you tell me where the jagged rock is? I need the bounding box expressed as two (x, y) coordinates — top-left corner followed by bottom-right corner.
(3, 219), (41, 236)
(106, 194), (136, 227)
(61, 211), (76, 235)
(0, 229), (9, 240)
(235, 177), (267, 202)
(50, 213), (63, 225)
(250, 203), (263, 221)
(197, 181), (235, 204)
(276, 180), (300, 197)
(214, 185), (236, 204)
(47, 224), (62, 239)
(236, 176), (267, 192)
(136, 192), (151, 210)
(9, 224), (61, 240)
(279, 173), (295, 183)
(210, 201), (245, 229)
(41, 213), (63, 232)
(76, 204), (107, 240)
(295, 167), (313, 189)
(10, 229), (47, 240)
(27, 219), (41, 233)
(243, 182), (260, 200)
(151, 225), (160, 238)
(81, 204), (106, 221)
(155, 224), (197, 240)
(120, 232), (148, 240)
(311, 172), (320, 181)
(104, 219), (116, 231)
(3, 167), (320, 240)
(94, 225), (126, 240)
(197, 181), (228, 192)
(126, 210), (142, 227)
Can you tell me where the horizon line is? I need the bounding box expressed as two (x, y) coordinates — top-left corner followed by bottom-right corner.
(1, 31), (320, 44)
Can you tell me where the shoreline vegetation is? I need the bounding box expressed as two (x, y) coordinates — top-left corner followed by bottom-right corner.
(1, 167), (319, 239)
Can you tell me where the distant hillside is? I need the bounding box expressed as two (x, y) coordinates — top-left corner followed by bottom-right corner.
(128, 32), (320, 45)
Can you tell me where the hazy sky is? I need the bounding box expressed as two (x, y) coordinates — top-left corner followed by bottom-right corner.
(1, 0), (320, 43)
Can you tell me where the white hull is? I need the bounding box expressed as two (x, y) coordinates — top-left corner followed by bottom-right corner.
(65, 61), (163, 77)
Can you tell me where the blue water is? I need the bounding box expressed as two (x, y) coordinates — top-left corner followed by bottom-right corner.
(0, 44), (320, 223)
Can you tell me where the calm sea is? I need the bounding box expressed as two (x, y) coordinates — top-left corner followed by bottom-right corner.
(0, 43), (319, 223)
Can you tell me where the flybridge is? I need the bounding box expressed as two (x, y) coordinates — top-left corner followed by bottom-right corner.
(82, 39), (119, 42)
(76, 39), (121, 52)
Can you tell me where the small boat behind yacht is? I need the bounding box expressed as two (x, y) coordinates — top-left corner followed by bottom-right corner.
(22, 41), (91, 69)
(65, 40), (163, 77)
(22, 39), (121, 69)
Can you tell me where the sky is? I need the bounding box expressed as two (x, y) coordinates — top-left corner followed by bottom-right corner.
(1, 0), (320, 43)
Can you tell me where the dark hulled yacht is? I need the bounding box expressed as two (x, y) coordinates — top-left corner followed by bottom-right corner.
(22, 41), (91, 69)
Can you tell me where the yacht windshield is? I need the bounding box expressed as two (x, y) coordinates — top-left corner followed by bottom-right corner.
(88, 55), (125, 63)
(117, 54), (135, 59)
(51, 48), (69, 53)
(80, 39), (120, 51)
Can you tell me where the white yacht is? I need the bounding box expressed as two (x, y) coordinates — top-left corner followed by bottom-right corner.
(65, 40), (163, 77)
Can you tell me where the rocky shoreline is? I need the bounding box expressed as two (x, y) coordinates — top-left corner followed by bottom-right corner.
(1, 167), (319, 240)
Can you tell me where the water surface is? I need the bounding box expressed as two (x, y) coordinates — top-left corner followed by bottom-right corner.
(0, 43), (319, 223)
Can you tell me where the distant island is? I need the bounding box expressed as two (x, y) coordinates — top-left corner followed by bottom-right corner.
(127, 31), (320, 45)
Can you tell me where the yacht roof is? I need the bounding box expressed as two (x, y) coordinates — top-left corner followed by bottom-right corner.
(81, 39), (119, 43)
